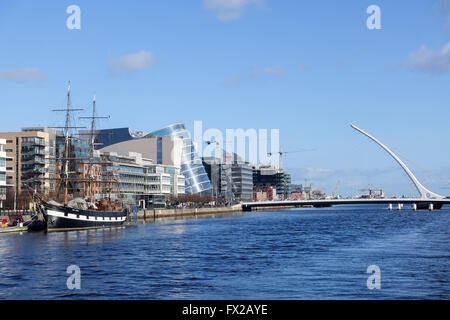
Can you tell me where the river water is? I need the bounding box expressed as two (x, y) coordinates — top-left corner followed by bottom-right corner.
(0, 205), (449, 299)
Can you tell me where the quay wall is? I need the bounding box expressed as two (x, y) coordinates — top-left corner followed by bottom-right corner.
(0, 205), (299, 221)
(137, 204), (299, 220)
(138, 205), (243, 220)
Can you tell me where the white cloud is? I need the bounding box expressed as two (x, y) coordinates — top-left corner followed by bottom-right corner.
(204, 0), (261, 21)
(408, 42), (450, 73)
(0, 68), (43, 82)
(109, 50), (155, 74)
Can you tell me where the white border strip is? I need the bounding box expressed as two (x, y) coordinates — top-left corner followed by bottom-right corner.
(47, 210), (127, 222)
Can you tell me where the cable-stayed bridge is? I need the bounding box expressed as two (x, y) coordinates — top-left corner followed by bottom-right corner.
(242, 124), (447, 211)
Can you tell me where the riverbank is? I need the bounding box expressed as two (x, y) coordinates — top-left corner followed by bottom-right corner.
(137, 205), (243, 220)
(137, 204), (300, 221)
(0, 204), (300, 226)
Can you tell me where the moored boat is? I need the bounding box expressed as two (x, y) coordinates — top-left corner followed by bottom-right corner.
(42, 202), (127, 231)
(35, 82), (129, 231)
(0, 226), (28, 234)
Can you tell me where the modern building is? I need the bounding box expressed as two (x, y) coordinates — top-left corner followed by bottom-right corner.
(253, 165), (291, 200)
(90, 124), (212, 195)
(55, 131), (90, 196)
(146, 123), (212, 195)
(231, 161), (253, 202)
(0, 128), (57, 195)
(79, 127), (148, 149)
(202, 152), (253, 202)
(202, 157), (233, 201)
(99, 135), (183, 168)
(0, 127), (93, 207)
(0, 139), (7, 208)
(100, 151), (185, 209)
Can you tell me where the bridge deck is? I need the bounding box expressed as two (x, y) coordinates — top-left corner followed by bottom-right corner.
(242, 198), (450, 209)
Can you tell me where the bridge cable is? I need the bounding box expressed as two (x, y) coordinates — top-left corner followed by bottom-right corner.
(390, 147), (450, 186)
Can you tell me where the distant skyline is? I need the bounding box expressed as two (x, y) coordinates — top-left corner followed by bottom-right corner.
(1, 0), (450, 196)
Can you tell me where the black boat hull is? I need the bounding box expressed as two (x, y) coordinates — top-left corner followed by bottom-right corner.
(43, 204), (128, 231)
(27, 220), (47, 232)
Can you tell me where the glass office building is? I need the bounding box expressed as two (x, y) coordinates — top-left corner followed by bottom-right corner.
(86, 124), (212, 195)
(79, 127), (148, 149)
(146, 123), (212, 195)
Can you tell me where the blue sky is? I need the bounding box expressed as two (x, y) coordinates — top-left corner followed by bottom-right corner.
(1, 0), (450, 196)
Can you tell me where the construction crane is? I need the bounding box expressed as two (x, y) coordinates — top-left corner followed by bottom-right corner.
(332, 180), (341, 199)
(268, 147), (316, 169)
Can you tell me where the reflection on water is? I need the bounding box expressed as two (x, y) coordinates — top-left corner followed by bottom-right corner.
(147, 211), (248, 222)
(56, 227), (126, 246)
(0, 206), (449, 299)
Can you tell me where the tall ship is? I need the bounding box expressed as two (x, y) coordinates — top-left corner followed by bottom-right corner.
(35, 82), (129, 231)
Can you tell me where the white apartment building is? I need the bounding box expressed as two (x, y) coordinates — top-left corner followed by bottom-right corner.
(99, 151), (185, 208)
(0, 139), (7, 208)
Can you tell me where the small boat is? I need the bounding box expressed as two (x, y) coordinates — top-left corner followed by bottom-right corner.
(0, 226), (28, 234)
(0, 213), (44, 234)
(0, 217), (29, 234)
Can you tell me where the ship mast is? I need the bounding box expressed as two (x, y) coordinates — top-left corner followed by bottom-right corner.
(80, 94), (109, 204)
(63, 82), (71, 205)
(52, 81), (85, 206)
(88, 95), (96, 203)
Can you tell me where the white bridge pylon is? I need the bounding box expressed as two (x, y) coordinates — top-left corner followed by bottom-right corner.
(350, 124), (443, 199)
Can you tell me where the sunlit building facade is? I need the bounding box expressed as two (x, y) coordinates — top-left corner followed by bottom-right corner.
(0, 139), (7, 208)
(85, 124), (212, 195)
(0, 128), (57, 195)
(100, 151), (185, 208)
(146, 123), (212, 195)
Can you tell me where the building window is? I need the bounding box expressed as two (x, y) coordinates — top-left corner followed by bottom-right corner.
(157, 137), (163, 164)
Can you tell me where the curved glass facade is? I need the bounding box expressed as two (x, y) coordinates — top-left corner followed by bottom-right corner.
(147, 123), (212, 195)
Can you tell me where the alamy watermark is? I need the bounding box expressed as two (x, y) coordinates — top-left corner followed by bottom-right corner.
(66, 5), (81, 30)
(367, 5), (381, 30)
(366, 265), (381, 290)
(193, 120), (280, 167)
(65, 5), (379, 31)
(66, 265), (81, 290)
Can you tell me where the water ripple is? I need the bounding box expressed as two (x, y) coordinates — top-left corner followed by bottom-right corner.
(0, 205), (449, 299)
